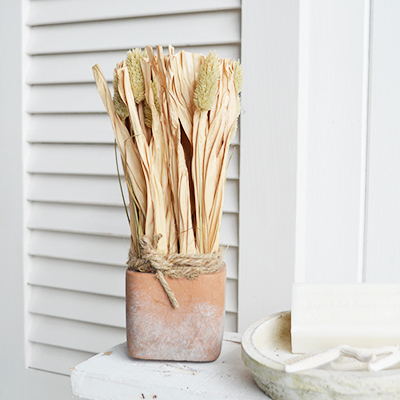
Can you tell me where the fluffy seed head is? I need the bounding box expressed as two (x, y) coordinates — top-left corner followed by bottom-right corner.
(151, 79), (161, 115)
(126, 48), (146, 103)
(113, 71), (129, 120)
(144, 100), (152, 128)
(233, 60), (243, 94)
(194, 51), (220, 111)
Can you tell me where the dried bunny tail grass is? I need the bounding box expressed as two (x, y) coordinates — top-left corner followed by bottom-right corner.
(151, 79), (161, 115)
(144, 100), (152, 128)
(126, 48), (146, 103)
(230, 60), (243, 140)
(113, 70), (129, 120)
(233, 60), (243, 94)
(194, 51), (220, 111)
(230, 118), (238, 141)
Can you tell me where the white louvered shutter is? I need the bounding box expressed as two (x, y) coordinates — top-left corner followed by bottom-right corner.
(25, 0), (241, 375)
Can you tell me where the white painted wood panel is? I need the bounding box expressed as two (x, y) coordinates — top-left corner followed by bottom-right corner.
(239, 0), (298, 331)
(30, 342), (95, 376)
(295, 0), (371, 283)
(27, 0), (240, 26)
(29, 315), (126, 353)
(27, 45), (240, 85)
(26, 11), (240, 55)
(26, 143), (239, 179)
(364, 0), (400, 282)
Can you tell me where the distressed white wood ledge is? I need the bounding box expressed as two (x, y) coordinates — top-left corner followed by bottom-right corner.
(71, 332), (269, 400)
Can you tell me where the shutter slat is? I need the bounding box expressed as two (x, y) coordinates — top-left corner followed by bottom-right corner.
(28, 202), (131, 238)
(27, 11), (240, 55)
(28, 202), (238, 246)
(28, 174), (239, 213)
(28, 174), (128, 207)
(224, 247), (238, 280)
(29, 314), (126, 354)
(27, 114), (114, 144)
(30, 342), (94, 376)
(226, 279), (238, 313)
(27, 144), (123, 176)
(29, 286), (126, 327)
(27, 45), (240, 85)
(225, 312), (238, 332)
(28, 257), (125, 297)
(28, 230), (130, 266)
(27, 0), (240, 26)
(27, 83), (109, 114)
(27, 144), (240, 179)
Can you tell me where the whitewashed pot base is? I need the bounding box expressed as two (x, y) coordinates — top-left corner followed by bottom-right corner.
(241, 311), (400, 400)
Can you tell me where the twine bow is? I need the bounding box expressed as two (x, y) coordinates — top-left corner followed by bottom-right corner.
(127, 235), (224, 308)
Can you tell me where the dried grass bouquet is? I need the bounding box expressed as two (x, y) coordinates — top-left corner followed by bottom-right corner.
(93, 45), (242, 306)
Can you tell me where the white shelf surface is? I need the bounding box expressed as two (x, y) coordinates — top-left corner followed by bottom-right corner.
(71, 332), (269, 400)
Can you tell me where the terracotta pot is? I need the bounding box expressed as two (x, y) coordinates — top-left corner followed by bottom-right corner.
(126, 263), (226, 362)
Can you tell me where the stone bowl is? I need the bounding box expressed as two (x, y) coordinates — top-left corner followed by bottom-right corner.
(241, 311), (400, 400)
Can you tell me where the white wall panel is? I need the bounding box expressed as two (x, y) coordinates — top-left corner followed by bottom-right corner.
(295, 0), (371, 283)
(364, 0), (400, 282)
(239, 0), (298, 331)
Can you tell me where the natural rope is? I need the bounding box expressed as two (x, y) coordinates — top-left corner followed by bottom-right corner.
(127, 235), (224, 308)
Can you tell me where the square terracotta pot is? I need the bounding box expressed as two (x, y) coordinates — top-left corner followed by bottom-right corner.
(126, 263), (226, 362)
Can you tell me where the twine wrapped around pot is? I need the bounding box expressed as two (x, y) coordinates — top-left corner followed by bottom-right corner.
(127, 235), (224, 308)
